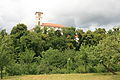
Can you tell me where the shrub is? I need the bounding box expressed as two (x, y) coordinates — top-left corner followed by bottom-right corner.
(74, 66), (86, 73)
(6, 63), (23, 75)
(94, 64), (106, 73)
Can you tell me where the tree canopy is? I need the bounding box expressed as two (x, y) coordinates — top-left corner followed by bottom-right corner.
(0, 24), (120, 79)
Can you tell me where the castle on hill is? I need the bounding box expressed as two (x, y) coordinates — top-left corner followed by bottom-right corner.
(35, 12), (64, 29)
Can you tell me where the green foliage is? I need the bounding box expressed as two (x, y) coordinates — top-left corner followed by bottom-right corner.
(11, 24), (27, 35)
(6, 62), (38, 75)
(93, 34), (120, 74)
(19, 49), (35, 64)
(50, 36), (67, 50)
(75, 66), (86, 73)
(0, 36), (13, 79)
(10, 24), (28, 55)
(62, 27), (76, 38)
(6, 62), (23, 75)
(75, 45), (91, 73)
(0, 29), (7, 37)
(41, 48), (66, 69)
(0, 24), (120, 77)
(33, 26), (42, 33)
(67, 58), (72, 73)
(94, 28), (106, 34)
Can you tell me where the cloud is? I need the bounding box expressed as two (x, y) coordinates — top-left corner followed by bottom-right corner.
(0, 0), (120, 32)
(52, 0), (120, 28)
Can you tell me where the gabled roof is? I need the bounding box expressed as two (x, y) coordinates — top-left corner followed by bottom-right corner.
(41, 23), (64, 28)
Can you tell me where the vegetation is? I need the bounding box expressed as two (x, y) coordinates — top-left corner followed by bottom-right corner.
(4, 73), (120, 80)
(0, 24), (120, 79)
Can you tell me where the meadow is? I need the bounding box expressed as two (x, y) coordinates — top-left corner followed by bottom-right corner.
(4, 73), (120, 80)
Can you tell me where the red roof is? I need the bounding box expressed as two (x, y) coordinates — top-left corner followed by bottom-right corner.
(41, 23), (64, 28)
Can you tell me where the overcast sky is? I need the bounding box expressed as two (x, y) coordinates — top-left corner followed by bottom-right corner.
(0, 0), (120, 32)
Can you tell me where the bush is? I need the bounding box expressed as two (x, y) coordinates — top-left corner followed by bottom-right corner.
(51, 68), (68, 74)
(6, 63), (40, 75)
(6, 63), (23, 75)
(112, 65), (120, 72)
(28, 63), (38, 74)
(21, 63), (38, 75)
(36, 63), (50, 74)
(74, 66), (86, 73)
(88, 67), (96, 73)
(94, 64), (106, 73)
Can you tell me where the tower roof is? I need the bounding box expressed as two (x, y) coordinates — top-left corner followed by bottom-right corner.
(35, 12), (43, 15)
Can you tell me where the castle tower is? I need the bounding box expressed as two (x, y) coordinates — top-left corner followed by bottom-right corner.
(35, 12), (43, 26)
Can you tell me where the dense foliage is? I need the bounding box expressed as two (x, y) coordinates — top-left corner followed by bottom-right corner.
(0, 24), (120, 79)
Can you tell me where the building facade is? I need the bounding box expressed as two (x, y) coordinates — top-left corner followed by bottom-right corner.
(35, 12), (64, 30)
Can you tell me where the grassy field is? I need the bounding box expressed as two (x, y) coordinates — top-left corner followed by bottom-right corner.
(3, 73), (120, 80)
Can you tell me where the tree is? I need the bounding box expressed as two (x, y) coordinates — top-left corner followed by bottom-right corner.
(67, 58), (72, 73)
(94, 28), (106, 34)
(20, 32), (45, 56)
(50, 36), (67, 50)
(33, 26), (42, 33)
(0, 36), (13, 79)
(10, 24), (28, 55)
(75, 45), (90, 73)
(11, 24), (27, 35)
(42, 27), (48, 34)
(62, 27), (76, 38)
(19, 49), (35, 64)
(19, 49), (36, 74)
(41, 48), (66, 73)
(94, 33), (120, 75)
(54, 30), (62, 37)
(63, 49), (76, 72)
(82, 33), (96, 46)
(0, 29), (7, 37)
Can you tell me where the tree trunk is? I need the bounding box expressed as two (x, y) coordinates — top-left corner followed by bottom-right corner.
(1, 67), (3, 79)
(102, 63), (117, 75)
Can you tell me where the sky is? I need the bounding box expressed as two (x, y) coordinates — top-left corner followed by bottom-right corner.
(0, 0), (120, 32)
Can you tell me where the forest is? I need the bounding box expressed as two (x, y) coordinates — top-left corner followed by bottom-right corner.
(0, 24), (120, 79)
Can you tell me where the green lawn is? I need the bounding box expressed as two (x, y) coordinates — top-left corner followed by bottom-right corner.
(3, 73), (120, 80)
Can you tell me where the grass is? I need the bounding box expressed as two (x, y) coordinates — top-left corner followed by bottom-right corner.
(3, 73), (120, 80)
